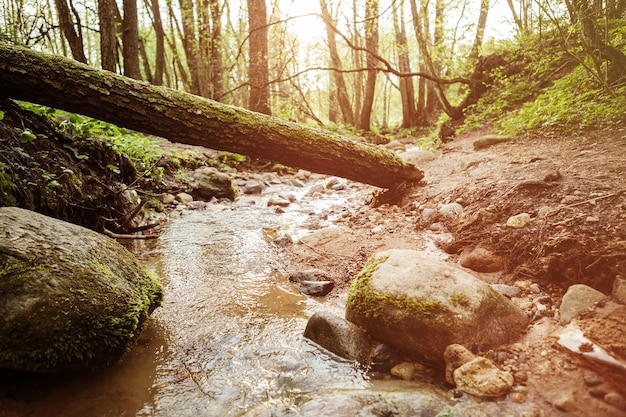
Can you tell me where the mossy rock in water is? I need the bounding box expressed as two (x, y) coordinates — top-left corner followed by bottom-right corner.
(345, 249), (529, 368)
(0, 207), (162, 372)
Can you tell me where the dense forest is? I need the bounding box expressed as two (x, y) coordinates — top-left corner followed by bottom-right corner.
(1, 0), (624, 135)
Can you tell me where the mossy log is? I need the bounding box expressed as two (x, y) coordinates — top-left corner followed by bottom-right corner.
(0, 43), (424, 189)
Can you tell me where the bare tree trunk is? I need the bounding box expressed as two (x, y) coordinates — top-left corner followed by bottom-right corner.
(469, 0), (489, 63)
(247, 0), (271, 115)
(54, 0), (87, 63)
(209, 0), (224, 100)
(356, 0), (379, 131)
(122, 0), (141, 79)
(320, 0), (354, 125)
(98, 0), (118, 71)
(0, 43), (424, 188)
(147, 0), (166, 85)
(392, 0), (419, 128)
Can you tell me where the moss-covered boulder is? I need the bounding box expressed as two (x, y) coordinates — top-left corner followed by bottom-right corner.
(345, 249), (528, 368)
(0, 207), (162, 372)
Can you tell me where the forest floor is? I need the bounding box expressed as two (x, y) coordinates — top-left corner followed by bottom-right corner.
(272, 126), (626, 416)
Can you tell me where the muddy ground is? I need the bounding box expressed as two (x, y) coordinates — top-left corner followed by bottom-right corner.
(271, 127), (626, 416)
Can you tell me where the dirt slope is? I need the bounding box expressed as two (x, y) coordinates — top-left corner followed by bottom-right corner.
(277, 126), (626, 416)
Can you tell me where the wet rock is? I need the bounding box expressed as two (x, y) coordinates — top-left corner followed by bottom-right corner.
(453, 356), (514, 398)
(243, 179), (265, 195)
(303, 311), (372, 364)
(267, 195), (291, 207)
(295, 169), (311, 181)
(0, 207), (162, 372)
(613, 275), (626, 304)
(325, 177), (340, 189)
(459, 246), (503, 273)
(190, 166), (237, 201)
(422, 208), (436, 222)
(506, 213), (531, 229)
(175, 192), (193, 204)
(289, 269), (329, 283)
(345, 249), (529, 368)
(370, 343), (404, 372)
(444, 344), (475, 385)
(297, 280), (334, 296)
(559, 284), (606, 325)
(305, 183), (325, 197)
(331, 183), (346, 191)
(473, 135), (513, 150)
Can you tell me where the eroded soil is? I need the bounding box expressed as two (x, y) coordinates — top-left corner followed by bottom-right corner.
(274, 126), (626, 416)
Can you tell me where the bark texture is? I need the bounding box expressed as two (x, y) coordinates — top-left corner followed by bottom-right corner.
(0, 43), (423, 189)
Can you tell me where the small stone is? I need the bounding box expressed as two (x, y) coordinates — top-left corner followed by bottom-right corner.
(422, 208), (436, 222)
(161, 193), (176, 204)
(513, 371), (528, 383)
(297, 280), (334, 296)
(305, 184), (325, 197)
(559, 284), (606, 325)
(510, 392), (527, 403)
(371, 225), (384, 234)
(552, 391), (578, 411)
(267, 196), (291, 207)
(439, 202), (464, 217)
(491, 284), (522, 299)
(613, 275), (626, 304)
(586, 216), (600, 222)
(325, 177), (340, 189)
(506, 213), (531, 229)
(444, 344), (475, 385)
(289, 269), (329, 283)
(331, 183), (346, 191)
(605, 392), (626, 411)
(459, 246), (503, 273)
(175, 192), (193, 204)
(390, 362), (416, 381)
(529, 283), (541, 294)
(583, 372), (603, 387)
(243, 180), (264, 194)
(589, 387), (608, 398)
(453, 356), (514, 398)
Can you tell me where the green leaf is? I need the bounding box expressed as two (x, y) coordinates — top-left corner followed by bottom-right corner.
(0, 111), (4, 120)
(19, 130), (36, 143)
(107, 164), (121, 174)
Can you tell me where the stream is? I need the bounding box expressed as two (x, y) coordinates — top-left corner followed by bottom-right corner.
(0, 177), (536, 417)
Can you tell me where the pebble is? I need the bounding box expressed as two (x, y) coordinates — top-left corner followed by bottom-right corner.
(589, 387), (608, 398)
(583, 372), (603, 387)
(506, 213), (531, 229)
(491, 284), (522, 298)
(510, 392), (527, 403)
(439, 202), (464, 217)
(390, 362), (416, 381)
(513, 371), (528, 383)
(604, 392), (626, 410)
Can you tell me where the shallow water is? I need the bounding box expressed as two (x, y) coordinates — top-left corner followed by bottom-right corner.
(0, 183), (371, 417)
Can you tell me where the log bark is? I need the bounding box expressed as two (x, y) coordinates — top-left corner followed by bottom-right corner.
(0, 43), (423, 189)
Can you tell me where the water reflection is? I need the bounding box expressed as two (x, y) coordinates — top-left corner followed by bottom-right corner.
(133, 197), (368, 416)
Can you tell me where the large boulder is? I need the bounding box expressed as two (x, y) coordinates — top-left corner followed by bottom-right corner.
(190, 166), (237, 201)
(345, 249), (528, 368)
(0, 207), (162, 372)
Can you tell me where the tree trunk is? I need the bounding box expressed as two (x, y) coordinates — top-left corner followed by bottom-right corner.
(392, 0), (419, 128)
(122, 0), (141, 79)
(356, 0), (379, 131)
(54, 0), (87, 63)
(0, 43), (423, 188)
(98, 0), (118, 72)
(247, 0), (272, 115)
(468, 0), (489, 64)
(320, 0), (354, 125)
(208, 0), (224, 100)
(148, 0), (166, 85)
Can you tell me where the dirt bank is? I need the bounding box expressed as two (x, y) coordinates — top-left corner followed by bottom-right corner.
(275, 126), (626, 416)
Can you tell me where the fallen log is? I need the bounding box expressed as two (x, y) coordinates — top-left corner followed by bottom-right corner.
(0, 43), (424, 189)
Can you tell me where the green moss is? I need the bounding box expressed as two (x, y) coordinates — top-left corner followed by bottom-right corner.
(450, 293), (470, 307)
(347, 254), (442, 323)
